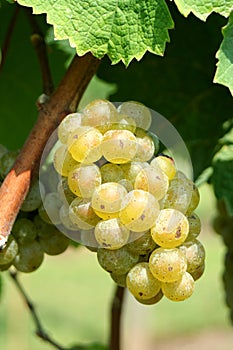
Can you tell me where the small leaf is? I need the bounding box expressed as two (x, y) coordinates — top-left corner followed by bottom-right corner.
(212, 144), (233, 215)
(16, 0), (174, 65)
(214, 13), (233, 96)
(173, 0), (233, 21)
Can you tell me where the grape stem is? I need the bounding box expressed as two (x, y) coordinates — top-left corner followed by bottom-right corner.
(9, 268), (67, 350)
(109, 286), (125, 350)
(0, 52), (100, 248)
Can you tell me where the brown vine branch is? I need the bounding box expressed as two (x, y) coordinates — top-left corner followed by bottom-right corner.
(109, 286), (125, 350)
(0, 52), (100, 248)
(9, 268), (67, 350)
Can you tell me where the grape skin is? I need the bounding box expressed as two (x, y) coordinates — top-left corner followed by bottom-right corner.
(13, 241), (44, 273)
(151, 155), (176, 180)
(12, 218), (38, 244)
(179, 239), (205, 274)
(68, 164), (101, 198)
(58, 112), (83, 144)
(161, 271), (194, 301)
(53, 144), (78, 176)
(117, 101), (152, 130)
(135, 290), (163, 305)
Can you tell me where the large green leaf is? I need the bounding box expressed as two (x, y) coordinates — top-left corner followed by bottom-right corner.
(173, 0), (233, 21)
(97, 7), (233, 180)
(16, 0), (174, 65)
(214, 12), (233, 96)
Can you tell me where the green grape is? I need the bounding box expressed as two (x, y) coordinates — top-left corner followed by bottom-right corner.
(97, 246), (139, 274)
(59, 205), (80, 231)
(39, 192), (63, 225)
(186, 183), (200, 215)
(190, 263), (205, 281)
(13, 241), (44, 272)
(69, 197), (100, 229)
(0, 150), (19, 179)
(118, 178), (134, 192)
(100, 163), (124, 183)
(68, 126), (102, 163)
(40, 163), (60, 193)
(68, 164), (101, 198)
(149, 247), (187, 282)
(53, 144), (78, 176)
(111, 114), (137, 133)
(91, 182), (127, 220)
(38, 227), (69, 255)
(150, 154), (176, 180)
(134, 129), (155, 162)
(101, 129), (137, 164)
(161, 271), (194, 301)
(58, 112), (83, 144)
(21, 180), (45, 212)
(126, 262), (161, 300)
(150, 209), (189, 248)
(110, 272), (127, 287)
(57, 177), (76, 204)
(126, 231), (157, 255)
(117, 101), (152, 130)
(147, 131), (159, 155)
(186, 213), (201, 240)
(34, 215), (54, 237)
(135, 290), (163, 305)
(94, 218), (130, 249)
(82, 99), (118, 133)
(134, 165), (169, 200)
(119, 190), (160, 232)
(12, 218), (38, 244)
(179, 239), (205, 274)
(121, 161), (149, 183)
(0, 236), (18, 265)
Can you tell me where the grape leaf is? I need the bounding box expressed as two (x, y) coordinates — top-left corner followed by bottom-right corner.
(173, 0), (233, 21)
(16, 0), (174, 65)
(214, 13), (233, 96)
(212, 144), (233, 215)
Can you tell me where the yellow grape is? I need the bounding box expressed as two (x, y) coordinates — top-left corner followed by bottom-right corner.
(161, 271), (194, 301)
(94, 218), (130, 249)
(68, 164), (101, 198)
(179, 239), (205, 274)
(186, 212), (201, 240)
(134, 129), (155, 162)
(100, 163), (124, 183)
(53, 145), (78, 176)
(58, 112), (83, 144)
(135, 290), (163, 305)
(150, 154), (176, 180)
(117, 101), (152, 130)
(121, 161), (149, 183)
(111, 114), (137, 133)
(69, 197), (100, 229)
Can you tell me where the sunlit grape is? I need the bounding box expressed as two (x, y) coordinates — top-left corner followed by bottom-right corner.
(179, 239), (205, 274)
(69, 197), (100, 229)
(94, 218), (130, 249)
(117, 101), (152, 130)
(58, 112), (83, 144)
(151, 154), (176, 180)
(53, 145), (78, 176)
(68, 164), (101, 198)
(161, 271), (194, 301)
(100, 163), (124, 183)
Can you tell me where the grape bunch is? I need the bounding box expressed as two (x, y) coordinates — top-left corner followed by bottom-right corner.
(0, 148), (71, 274)
(213, 200), (233, 322)
(45, 99), (205, 304)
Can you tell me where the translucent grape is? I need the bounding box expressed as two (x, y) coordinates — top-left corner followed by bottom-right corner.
(69, 197), (100, 229)
(38, 227), (69, 255)
(100, 163), (124, 183)
(53, 145), (78, 176)
(58, 112), (83, 144)
(179, 239), (205, 274)
(118, 179), (134, 192)
(111, 114), (137, 133)
(150, 209), (189, 248)
(186, 183), (200, 215)
(82, 99), (118, 132)
(12, 218), (38, 244)
(59, 204), (80, 231)
(110, 272), (127, 287)
(0, 236), (18, 265)
(190, 263), (205, 281)
(21, 180), (45, 212)
(117, 101), (152, 130)
(92, 182), (127, 220)
(40, 163), (60, 193)
(126, 231), (157, 255)
(101, 130), (137, 164)
(57, 177), (76, 205)
(135, 290), (163, 305)
(161, 271), (194, 301)
(80, 228), (99, 249)
(149, 247), (187, 282)
(68, 126), (103, 163)
(94, 218), (130, 249)
(40, 192), (63, 225)
(126, 262), (161, 300)
(134, 129), (155, 162)
(151, 154), (176, 180)
(134, 165), (169, 200)
(97, 246), (139, 274)
(68, 164), (101, 198)
(13, 241), (44, 272)
(0, 150), (19, 179)
(121, 161), (149, 183)
(186, 213), (201, 240)
(119, 190), (160, 232)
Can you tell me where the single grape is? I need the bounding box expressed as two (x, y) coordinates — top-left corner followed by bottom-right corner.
(117, 101), (152, 130)
(68, 126), (103, 163)
(110, 272), (127, 287)
(126, 262), (161, 300)
(0, 236), (18, 265)
(150, 209), (189, 248)
(97, 246), (139, 275)
(94, 218), (130, 249)
(190, 262), (205, 281)
(91, 182), (127, 220)
(100, 163), (124, 183)
(12, 218), (38, 244)
(58, 112), (83, 144)
(151, 154), (176, 180)
(101, 129), (138, 164)
(69, 197), (100, 229)
(135, 290), (163, 305)
(13, 241), (44, 272)
(38, 227), (69, 255)
(21, 180), (45, 212)
(53, 145), (78, 176)
(119, 190), (160, 232)
(0, 150), (19, 179)
(39, 192), (63, 225)
(186, 213), (201, 240)
(118, 178), (134, 192)
(68, 164), (101, 198)
(121, 161), (149, 183)
(161, 271), (194, 301)
(134, 165), (169, 200)
(57, 177), (76, 205)
(179, 239), (205, 274)
(126, 231), (157, 255)
(134, 129), (155, 162)
(149, 247), (187, 282)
